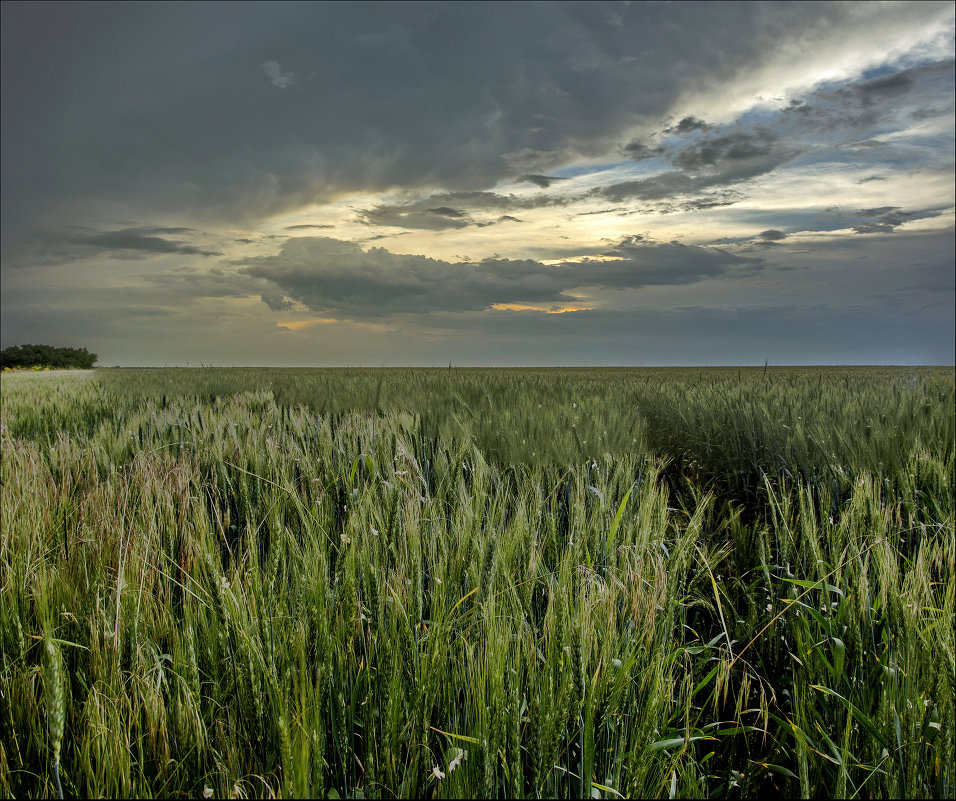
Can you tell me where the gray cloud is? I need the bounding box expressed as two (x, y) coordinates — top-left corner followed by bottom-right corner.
(758, 229), (787, 241)
(68, 228), (223, 256)
(663, 116), (713, 135)
(598, 172), (696, 203)
(284, 224), (335, 230)
(2, 3), (952, 366)
(851, 206), (935, 234)
(780, 58), (953, 134)
(520, 174), (569, 188)
(12, 226), (225, 265)
(597, 60), (954, 211)
(425, 206), (471, 218)
(358, 191), (568, 230)
(910, 104), (954, 121)
(260, 292), (296, 311)
(7, 1), (941, 240)
(241, 235), (762, 318)
(599, 128), (799, 205)
(671, 130), (778, 172)
(622, 141), (663, 161)
(359, 204), (473, 231)
(678, 193), (742, 212)
(853, 70), (914, 105)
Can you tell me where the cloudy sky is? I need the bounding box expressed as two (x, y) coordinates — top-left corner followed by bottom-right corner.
(2, 1), (953, 366)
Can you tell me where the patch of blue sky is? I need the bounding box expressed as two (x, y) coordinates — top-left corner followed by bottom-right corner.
(714, 105), (784, 130)
(860, 63), (908, 81)
(781, 149), (894, 171)
(548, 163), (613, 179)
(707, 208), (871, 238)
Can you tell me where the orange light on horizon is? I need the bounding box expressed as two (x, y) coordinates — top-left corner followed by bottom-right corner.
(491, 303), (593, 314)
(276, 318), (338, 331)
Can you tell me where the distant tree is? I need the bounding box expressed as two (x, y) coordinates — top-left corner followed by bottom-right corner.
(0, 344), (98, 369)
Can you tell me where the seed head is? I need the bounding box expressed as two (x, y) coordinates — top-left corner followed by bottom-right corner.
(44, 638), (65, 767)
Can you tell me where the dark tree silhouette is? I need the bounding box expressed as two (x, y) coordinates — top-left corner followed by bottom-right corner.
(0, 344), (98, 369)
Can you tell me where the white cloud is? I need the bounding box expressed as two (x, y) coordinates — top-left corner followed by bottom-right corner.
(670, 2), (955, 125)
(259, 60), (296, 89)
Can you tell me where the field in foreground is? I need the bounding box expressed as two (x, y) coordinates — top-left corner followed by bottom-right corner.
(1, 366), (953, 799)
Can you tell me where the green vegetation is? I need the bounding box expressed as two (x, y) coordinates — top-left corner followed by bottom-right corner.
(0, 344), (98, 370)
(1, 366), (953, 798)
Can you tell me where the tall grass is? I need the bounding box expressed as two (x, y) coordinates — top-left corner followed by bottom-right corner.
(1, 366), (953, 798)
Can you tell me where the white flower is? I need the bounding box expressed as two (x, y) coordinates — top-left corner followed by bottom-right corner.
(432, 766), (446, 780)
(203, 787), (214, 799)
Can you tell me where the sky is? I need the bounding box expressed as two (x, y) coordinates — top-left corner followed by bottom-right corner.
(1, 1), (954, 366)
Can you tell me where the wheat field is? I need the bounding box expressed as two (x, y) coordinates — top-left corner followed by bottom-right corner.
(1, 366), (953, 798)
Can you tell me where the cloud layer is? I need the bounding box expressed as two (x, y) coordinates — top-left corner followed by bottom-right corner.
(243, 236), (762, 317)
(1, 2), (952, 365)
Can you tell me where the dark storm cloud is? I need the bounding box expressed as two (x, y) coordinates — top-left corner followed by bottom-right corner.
(749, 229), (789, 248)
(671, 130), (778, 172)
(598, 172), (695, 203)
(521, 174), (569, 188)
(425, 207), (471, 218)
(851, 70), (915, 105)
(69, 228), (223, 257)
(595, 57), (954, 212)
(5, 0), (930, 240)
(241, 236), (762, 318)
(678, 193), (742, 212)
(598, 129), (798, 205)
(851, 207), (929, 235)
(663, 116), (713, 135)
(622, 142), (663, 161)
(780, 58), (954, 133)
(13, 226), (224, 265)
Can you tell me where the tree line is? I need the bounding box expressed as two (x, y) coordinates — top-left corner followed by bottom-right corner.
(0, 344), (98, 369)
